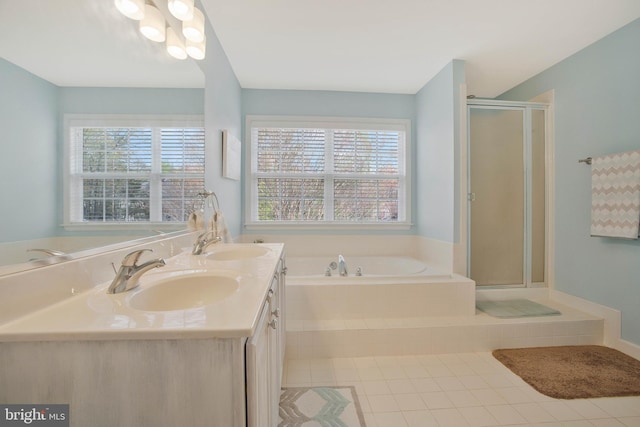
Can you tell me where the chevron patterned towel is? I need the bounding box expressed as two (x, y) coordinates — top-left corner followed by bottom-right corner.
(591, 149), (640, 239)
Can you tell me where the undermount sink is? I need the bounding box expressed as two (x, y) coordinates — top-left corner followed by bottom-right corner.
(206, 246), (270, 261)
(128, 270), (239, 311)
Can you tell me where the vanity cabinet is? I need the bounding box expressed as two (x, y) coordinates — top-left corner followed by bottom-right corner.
(0, 246), (286, 427)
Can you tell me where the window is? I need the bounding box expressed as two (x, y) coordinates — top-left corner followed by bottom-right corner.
(64, 115), (205, 229)
(246, 116), (410, 228)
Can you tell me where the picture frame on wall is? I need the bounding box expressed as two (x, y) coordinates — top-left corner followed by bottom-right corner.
(222, 129), (241, 181)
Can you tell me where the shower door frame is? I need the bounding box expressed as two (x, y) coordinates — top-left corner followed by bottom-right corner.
(466, 99), (550, 288)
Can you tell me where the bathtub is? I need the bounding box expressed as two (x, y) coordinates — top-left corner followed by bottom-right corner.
(285, 255), (476, 321)
(286, 255), (449, 280)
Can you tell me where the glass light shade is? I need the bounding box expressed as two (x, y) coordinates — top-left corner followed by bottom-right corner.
(182, 7), (205, 43)
(166, 28), (187, 60)
(168, 0), (194, 21)
(114, 0), (144, 20)
(139, 5), (166, 42)
(186, 37), (206, 60)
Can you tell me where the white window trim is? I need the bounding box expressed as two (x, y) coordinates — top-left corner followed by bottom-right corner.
(244, 115), (412, 230)
(63, 114), (204, 231)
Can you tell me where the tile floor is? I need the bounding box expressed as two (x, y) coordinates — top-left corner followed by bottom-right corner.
(282, 352), (640, 427)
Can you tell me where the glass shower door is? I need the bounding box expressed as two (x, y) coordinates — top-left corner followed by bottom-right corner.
(468, 104), (547, 287)
(468, 107), (524, 286)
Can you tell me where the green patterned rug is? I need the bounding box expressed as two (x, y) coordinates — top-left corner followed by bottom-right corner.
(279, 386), (366, 426)
(476, 299), (561, 318)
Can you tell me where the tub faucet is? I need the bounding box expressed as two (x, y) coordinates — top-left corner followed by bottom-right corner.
(338, 254), (348, 277)
(107, 249), (165, 294)
(192, 230), (223, 255)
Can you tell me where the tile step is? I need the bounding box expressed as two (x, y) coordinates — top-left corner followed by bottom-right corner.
(285, 301), (604, 359)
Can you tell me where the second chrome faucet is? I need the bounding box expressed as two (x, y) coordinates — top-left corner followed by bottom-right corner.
(192, 230), (223, 255)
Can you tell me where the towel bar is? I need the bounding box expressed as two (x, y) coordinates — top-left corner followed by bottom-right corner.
(197, 190), (220, 211)
(578, 157), (592, 165)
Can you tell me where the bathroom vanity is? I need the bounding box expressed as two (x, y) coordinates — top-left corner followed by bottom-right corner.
(0, 241), (285, 427)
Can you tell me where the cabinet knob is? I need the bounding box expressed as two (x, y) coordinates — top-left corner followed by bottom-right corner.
(269, 318), (278, 330)
(282, 266), (288, 275)
(272, 308), (281, 318)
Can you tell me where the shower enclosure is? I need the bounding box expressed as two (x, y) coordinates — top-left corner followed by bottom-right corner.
(467, 100), (549, 287)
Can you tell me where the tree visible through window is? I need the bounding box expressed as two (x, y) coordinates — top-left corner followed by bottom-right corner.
(66, 117), (205, 225)
(248, 117), (408, 225)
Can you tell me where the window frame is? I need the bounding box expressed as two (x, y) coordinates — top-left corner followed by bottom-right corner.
(245, 115), (412, 230)
(63, 114), (205, 231)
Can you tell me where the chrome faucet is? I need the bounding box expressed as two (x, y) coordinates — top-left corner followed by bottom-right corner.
(338, 254), (348, 277)
(191, 230), (223, 255)
(107, 249), (165, 294)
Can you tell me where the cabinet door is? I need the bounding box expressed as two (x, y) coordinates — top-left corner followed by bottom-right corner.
(247, 258), (288, 427)
(267, 279), (282, 427)
(278, 256), (286, 367)
(269, 298), (280, 427)
(269, 276), (283, 391)
(246, 301), (271, 427)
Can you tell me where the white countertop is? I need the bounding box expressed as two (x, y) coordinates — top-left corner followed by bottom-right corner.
(0, 243), (284, 341)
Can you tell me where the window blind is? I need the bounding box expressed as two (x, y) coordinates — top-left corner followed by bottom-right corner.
(251, 122), (406, 224)
(160, 127), (205, 222)
(68, 122), (204, 224)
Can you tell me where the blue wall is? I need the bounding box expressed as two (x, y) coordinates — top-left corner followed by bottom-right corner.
(0, 58), (205, 242)
(0, 58), (58, 242)
(59, 87), (204, 115)
(197, 20), (243, 239)
(242, 89), (416, 234)
(415, 60), (465, 243)
(500, 19), (640, 345)
(242, 89), (415, 119)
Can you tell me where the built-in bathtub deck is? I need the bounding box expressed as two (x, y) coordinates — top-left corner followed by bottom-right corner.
(285, 299), (604, 359)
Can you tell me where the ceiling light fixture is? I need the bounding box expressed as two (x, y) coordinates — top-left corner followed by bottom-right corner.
(115, 0), (206, 60)
(182, 7), (205, 43)
(168, 0), (194, 21)
(186, 37), (206, 60)
(114, 0), (145, 20)
(166, 28), (187, 60)
(139, 4), (166, 42)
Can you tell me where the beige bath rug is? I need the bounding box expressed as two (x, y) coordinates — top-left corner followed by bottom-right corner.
(493, 345), (640, 399)
(279, 386), (366, 426)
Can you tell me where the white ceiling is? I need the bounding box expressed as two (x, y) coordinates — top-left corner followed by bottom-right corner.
(201, 0), (640, 97)
(1, 1), (638, 96)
